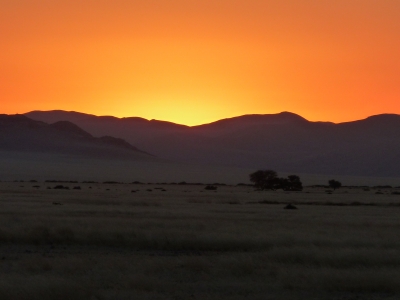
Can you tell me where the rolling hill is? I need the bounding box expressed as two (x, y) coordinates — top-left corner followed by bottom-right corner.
(0, 114), (153, 160)
(25, 110), (400, 177)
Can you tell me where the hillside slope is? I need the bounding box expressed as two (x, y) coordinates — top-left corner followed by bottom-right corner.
(0, 114), (153, 160)
(25, 111), (400, 176)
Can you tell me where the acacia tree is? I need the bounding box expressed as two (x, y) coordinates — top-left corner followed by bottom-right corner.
(328, 179), (342, 190)
(249, 170), (280, 190)
(286, 175), (303, 191)
(250, 170), (303, 191)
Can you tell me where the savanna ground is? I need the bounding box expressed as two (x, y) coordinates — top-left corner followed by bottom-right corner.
(0, 181), (399, 300)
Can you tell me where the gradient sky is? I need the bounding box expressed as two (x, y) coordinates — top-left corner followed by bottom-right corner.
(1, 0), (400, 125)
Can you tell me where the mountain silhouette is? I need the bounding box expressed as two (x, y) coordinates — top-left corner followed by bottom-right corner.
(0, 114), (153, 160)
(25, 110), (400, 177)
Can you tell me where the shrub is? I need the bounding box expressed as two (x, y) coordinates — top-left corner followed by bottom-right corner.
(328, 179), (342, 190)
(204, 185), (217, 190)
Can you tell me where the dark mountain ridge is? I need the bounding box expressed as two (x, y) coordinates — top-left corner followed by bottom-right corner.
(0, 114), (152, 159)
(193, 111), (306, 127)
(24, 110), (400, 177)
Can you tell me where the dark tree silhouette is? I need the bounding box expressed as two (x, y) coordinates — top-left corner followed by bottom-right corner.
(279, 177), (290, 190)
(250, 170), (303, 191)
(286, 175), (303, 191)
(328, 179), (342, 190)
(249, 170), (279, 190)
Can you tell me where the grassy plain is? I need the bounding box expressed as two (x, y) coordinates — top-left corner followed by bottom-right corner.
(0, 182), (399, 299)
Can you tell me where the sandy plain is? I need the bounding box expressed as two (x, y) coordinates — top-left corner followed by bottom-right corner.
(0, 181), (399, 300)
(3, 152), (400, 187)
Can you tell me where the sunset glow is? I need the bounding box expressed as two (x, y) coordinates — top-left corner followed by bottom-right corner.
(1, 0), (400, 125)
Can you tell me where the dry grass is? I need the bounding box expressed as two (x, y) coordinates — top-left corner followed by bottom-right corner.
(0, 182), (399, 299)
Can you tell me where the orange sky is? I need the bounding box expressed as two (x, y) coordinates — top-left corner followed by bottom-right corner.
(1, 0), (400, 125)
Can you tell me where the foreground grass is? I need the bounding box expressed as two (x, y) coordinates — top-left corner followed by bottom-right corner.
(0, 183), (399, 299)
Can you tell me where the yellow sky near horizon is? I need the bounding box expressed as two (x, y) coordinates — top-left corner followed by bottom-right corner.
(1, 0), (400, 125)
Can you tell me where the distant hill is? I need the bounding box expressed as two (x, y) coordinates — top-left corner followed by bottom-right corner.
(25, 110), (400, 177)
(0, 114), (153, 160)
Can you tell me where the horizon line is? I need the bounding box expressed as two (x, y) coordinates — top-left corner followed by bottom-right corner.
(8, 109), (400, 127)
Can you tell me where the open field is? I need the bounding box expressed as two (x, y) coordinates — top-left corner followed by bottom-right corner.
(1, 182), (400, 299)
(3, 152), (400, 186)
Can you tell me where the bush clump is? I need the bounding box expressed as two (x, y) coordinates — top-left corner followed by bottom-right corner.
(249, 170), (303, 191)
(204, 185), (217, 191)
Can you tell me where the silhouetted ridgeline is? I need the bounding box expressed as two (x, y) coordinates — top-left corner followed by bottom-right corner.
(21, 110), (400, 177)
(0, 114), (152, 159)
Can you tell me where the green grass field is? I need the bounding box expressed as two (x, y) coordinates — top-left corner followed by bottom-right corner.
(0, 182), (399, 299)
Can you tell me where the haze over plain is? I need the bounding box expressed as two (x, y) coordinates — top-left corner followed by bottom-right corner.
(0, 111), (399, 185)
